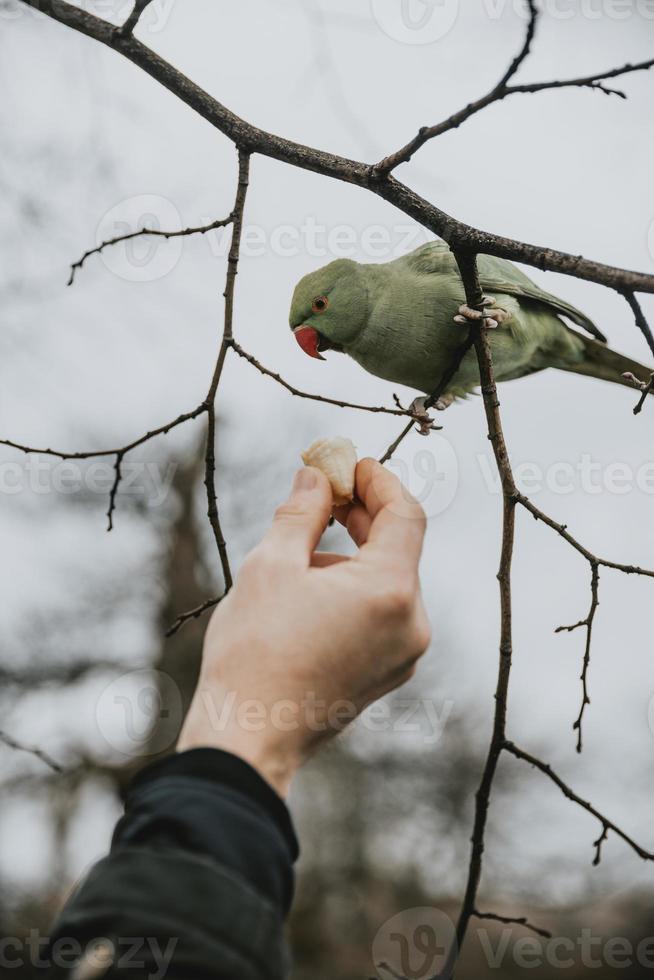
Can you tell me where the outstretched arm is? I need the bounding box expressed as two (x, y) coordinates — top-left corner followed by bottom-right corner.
(47, 459), (430, 979)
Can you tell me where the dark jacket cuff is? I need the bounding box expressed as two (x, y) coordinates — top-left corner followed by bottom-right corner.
(112, 747), (299, 914)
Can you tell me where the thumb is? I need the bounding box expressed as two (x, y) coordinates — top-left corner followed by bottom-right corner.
(261, 466), (333, 567)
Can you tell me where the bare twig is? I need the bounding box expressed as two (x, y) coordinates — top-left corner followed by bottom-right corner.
(378, 332), (474, 464)
(202, 150), (250, 589)
(505, 741), (654, 862)
(495, 0), (539, 89)
(373, 0), (653, 177)
(621, 290), (654, 359)
(451, 251), (519, 957)
(165, 596), (222, 638)
(0, 405), (207, 529)
(16, 0), (654, 296)
(472, 910), (551, 940)
(68, 214), (233, 285)
(106, 452), (124, 531)
(515, 492), (654, 578)
(0, 730), (64, 773)
(116, 0), (153, 37)
(555, 563), (600, 753)
(229, 340), (429, 422)
(593, 823), (609, 867)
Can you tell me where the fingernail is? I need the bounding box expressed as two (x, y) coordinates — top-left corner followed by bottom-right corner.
(293, 467), (317, 492)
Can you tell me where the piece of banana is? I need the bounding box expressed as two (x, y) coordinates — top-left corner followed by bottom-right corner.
(301, 436), (357, 506)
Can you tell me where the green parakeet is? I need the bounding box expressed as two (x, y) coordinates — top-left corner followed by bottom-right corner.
(289, 241), (651, 408)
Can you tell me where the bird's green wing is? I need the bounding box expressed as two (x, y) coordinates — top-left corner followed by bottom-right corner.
(404, 242), (607, 343)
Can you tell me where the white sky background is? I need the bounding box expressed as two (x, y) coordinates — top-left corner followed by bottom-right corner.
(1, 0), (654, 916)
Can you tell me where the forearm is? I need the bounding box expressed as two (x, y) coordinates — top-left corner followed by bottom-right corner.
(47, 750), (297, 979)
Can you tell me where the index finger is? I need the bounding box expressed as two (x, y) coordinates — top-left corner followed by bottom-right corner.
(353, 458), (426, 571)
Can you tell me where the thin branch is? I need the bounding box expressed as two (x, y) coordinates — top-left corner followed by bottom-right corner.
(515, 492), (654, 578)
(378, 332), (474, 464)
(472, 910), (551, 940)
(495, 0), (539, 89)
(0, 730), (64, 773)
(1, 404), (207, 529)
(555, 562), (600, 753)
(202, 150), (250, 588)
(165, 596), (221, 638)
(373, 0), (653, 178)
(106, 452), (123, 532)
(116, 0), (153, 37)
(508, 58), (654, 100)
(17, 0), (654, 296)
(593, 823), (609, 867)
(229, 340), (427, 422)
(451, 251), (518, 957)
(621, 290), (654, 359)
(68, 213), (233, 285)
(504, 740), (654, 862)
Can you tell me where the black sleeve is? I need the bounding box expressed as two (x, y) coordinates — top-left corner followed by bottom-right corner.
(47, 749), (299, 980)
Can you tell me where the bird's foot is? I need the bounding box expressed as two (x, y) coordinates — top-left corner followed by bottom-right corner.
(453, 296), (510, 330)
(403, 395), (443, 435)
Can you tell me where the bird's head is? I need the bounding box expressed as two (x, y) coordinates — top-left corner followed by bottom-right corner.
(289, 259), (368, 361)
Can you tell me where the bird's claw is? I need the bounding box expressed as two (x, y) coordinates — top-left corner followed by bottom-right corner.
(453, 296), (510, 330)
(407, 396), (442, 435)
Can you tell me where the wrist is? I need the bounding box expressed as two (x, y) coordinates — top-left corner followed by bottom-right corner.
(177, 710), (302, 798)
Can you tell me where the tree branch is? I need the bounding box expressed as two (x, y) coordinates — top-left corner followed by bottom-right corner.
(505, 740), (654, 862)
(451, 250), (518, 956)
(0, 729), (64, 773)
(229, 340), (428, 422)
(555, 562), (600, 753)
(16, 0), (654, 298)
(373, 0), (653, 177)
(0, 405), (207, 529)
(515, 492), (654, 578)
(621, 290), (654, 358)
(165, 595), (222, 638)
(201, 150), (250, 589)
(378, 332), (474, 464)
(68, 213), (233, 285)
(472, 910), (551, 940)
(116, 0), (153, 37)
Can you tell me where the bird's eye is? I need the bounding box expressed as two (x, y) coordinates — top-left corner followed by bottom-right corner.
(312, 295), (329, 313)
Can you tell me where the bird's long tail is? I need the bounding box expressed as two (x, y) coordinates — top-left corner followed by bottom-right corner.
(560, 329), (654, 394)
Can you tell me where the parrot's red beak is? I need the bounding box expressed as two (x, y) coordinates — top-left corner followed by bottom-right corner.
(293, 325), (326, 360)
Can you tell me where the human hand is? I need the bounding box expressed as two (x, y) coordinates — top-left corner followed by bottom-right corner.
(177, 458), (431, 796)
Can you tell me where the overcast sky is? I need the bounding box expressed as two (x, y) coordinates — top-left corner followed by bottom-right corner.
(2, 0), (654, 912)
